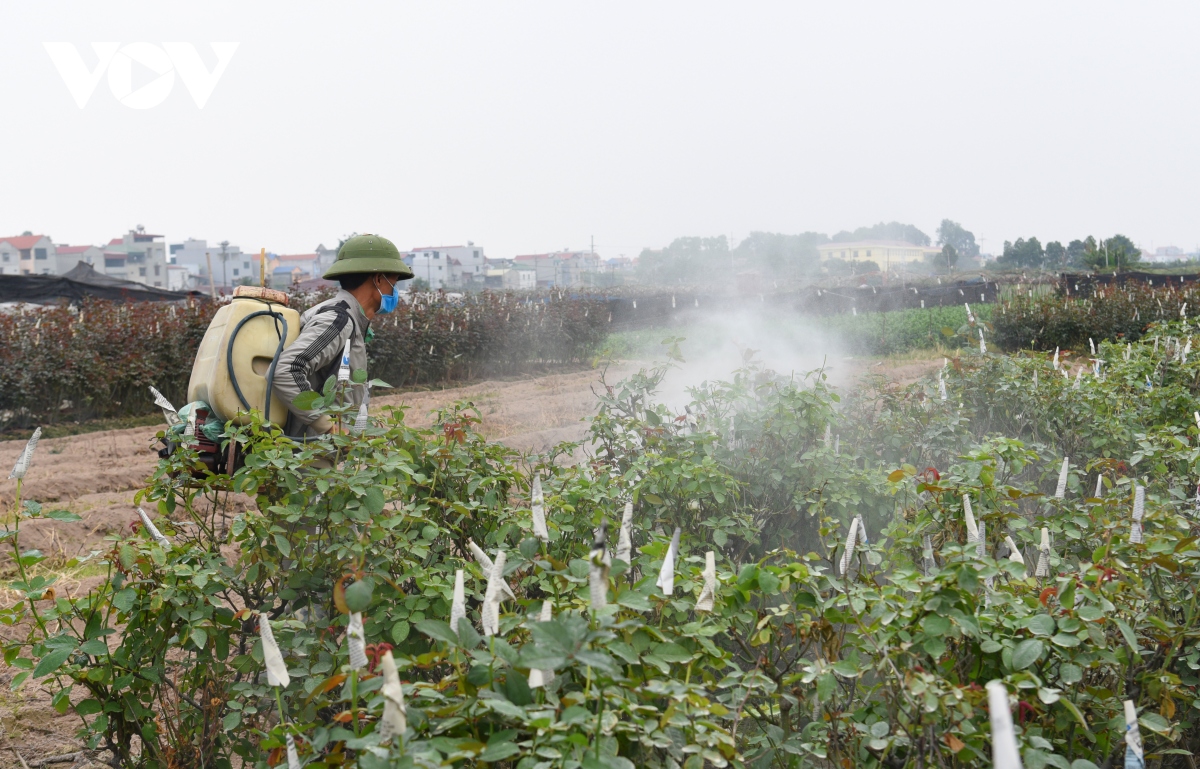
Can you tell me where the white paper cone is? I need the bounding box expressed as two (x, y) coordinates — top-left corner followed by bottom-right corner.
(1035, 528), (1050, 577)
(449, 569), (466, 633)
(259, 613), (291, 688)
(854, 514), (868, 547)
(481, 551), (507, 636)
(1131, 485), (1145, 544)
(1095, 475), (1104, 499)
(378, 650), (407, 742)
(922, 534), (935, 575)
(977, 520), (987, 560)
(528, 601), (555, 688)
(964, 494), (979, 543)
(615, 501), (634, 564)
(696, 551), (717, 612)
(824, 424), (831, 447)
(531, 475), (549, 542)
(136, 507), (170, 547)
(337, 338), (352, 382)
(1004, 535), (1024, 567)
(149, 386), (181, 427)
(286, 734), (301, 769)
(656, 528), (681, 595)
(1089, 337), (1096, 355)
(1073, 368), (1083, 389)
(588, 546), (610, 612)
(184, 408), (197, 437)
(1124, 699), (1144, 766)
(347, 612), (368, 671)
(1054, 458), (1069, 499)
(986, 680), (1024, 769)
(939, 371), (948, 401)
(468, 540), (515, 600)
(9, 427), (41, 480)
(839, 517), (860, 576)
(1053, 347), (1060, 370)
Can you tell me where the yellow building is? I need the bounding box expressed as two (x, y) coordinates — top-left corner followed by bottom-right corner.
(816, 240), (942, 271)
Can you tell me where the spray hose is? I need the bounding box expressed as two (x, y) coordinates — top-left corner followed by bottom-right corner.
(226, 307), (288, 424)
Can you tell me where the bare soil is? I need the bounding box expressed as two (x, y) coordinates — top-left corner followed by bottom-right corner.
(0, 356), (936, 764)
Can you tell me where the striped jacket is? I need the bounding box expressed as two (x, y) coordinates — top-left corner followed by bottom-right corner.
(274, 289), (369, 437)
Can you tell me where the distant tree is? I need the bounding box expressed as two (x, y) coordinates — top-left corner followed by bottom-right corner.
(936, 220), (979, 258)
(1082, 234), (1141, 271)
(1044, 241), (1067, 269)
(824, 257), (880, 277)
(931, 244), (958, 273)
(1066, 239), (1089, 267)
(635, 236), (730, 285)
(831, 222), (931, 246)
(995, 237), (1045, 269)
(734, 231), (826, 280)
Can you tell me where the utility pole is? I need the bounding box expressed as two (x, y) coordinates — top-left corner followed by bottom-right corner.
(219, 240), (230, 290)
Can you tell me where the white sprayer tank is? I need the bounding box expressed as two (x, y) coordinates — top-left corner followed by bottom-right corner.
(188, 286), (300, 426)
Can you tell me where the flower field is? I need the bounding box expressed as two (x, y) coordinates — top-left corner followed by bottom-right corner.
(6, 309), (1200, 767)
(0, 292), (612, 429)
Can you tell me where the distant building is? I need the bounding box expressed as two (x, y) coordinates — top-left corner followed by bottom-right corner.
(513, 251), (601, 288)
(106, 227), (169, 287)
(0, 234), (56, 276)
(483, 263), (536, 290)
(170, 238), (250, 288)
(54, 245), (103, 275)
(270, 265), (307, 289)
(409, 243), (486, 289)
(816, 240), (941, 271)
(1141, 246), (1192, 264)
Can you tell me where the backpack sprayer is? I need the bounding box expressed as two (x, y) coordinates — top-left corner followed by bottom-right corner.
(160, 285), (300, 474)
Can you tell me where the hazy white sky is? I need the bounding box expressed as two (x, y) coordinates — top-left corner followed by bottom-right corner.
(3, 2), (1199, 258)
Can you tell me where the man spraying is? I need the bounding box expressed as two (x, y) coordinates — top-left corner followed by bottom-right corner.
(274, 234), (412, 437)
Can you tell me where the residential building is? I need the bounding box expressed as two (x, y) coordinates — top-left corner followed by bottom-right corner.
(170, 238), (251, 288)
(0, 234), (56, 275)
(315, 243), (338, 275)
(409, 243), (486, 289)
(274, 253), (321, 280)
(54, 245), (104, 274)
(815, 240), (942, 271)
(106, 227), (169, 287)
(270, 265), (306, 289)
(513, 251), (602, 288)
(483, 263), (536, 290)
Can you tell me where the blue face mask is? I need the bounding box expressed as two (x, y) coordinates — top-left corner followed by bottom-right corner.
(377, 276), (400, 314)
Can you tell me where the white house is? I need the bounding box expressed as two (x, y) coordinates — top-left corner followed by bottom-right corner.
(105, 227), (169, 288)
(513, 251), (601, 288)
(0, 234), (56, 275)
(54, 245), (104, 275)
(170, 238), (251, 287)
(409, 243), (486, 289)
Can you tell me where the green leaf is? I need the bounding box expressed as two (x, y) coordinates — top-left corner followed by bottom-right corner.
(757, 570), (781, 594)
(1113, 619), (1141, 656)
(292, 391), (322, 411)
(923, 615), (951, 636)
(1059, 663), (1083, 684)
(44, 509), (82, 522)
(111, 587), (136, 614)
(1011, 639), (1044, 670)
(222, 711), (241, 730)
(33, 648), (72, 679)
(352, 369), (369, 384)
(415, 619), (459, 647)
(616, 591), (652, 612)
(272, 533), (292, 558)
(479, 742), (520, 762)
(362, 487), (386, 515)
(190, 627), (208, 650)
(76, 699), (102, 716)
(1024, 614), (1056, 636)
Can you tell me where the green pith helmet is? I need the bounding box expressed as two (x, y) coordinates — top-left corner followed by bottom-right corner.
(323, 233), (414, 280)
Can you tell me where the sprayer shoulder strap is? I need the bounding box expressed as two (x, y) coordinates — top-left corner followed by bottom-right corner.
(313, 300), (362, 343)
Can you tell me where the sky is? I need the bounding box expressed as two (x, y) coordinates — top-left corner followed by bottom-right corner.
(3, 2), (1200, 259)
